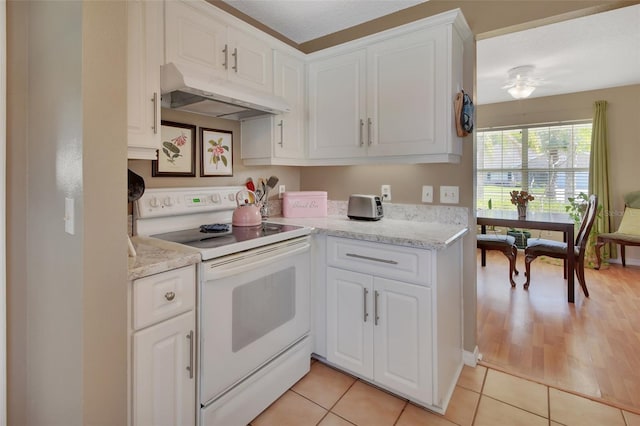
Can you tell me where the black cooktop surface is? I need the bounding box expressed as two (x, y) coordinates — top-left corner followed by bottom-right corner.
(151, 222), (304, 250)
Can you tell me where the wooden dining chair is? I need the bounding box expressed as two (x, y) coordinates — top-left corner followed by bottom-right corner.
(524, 194), (598, 297)
(477, 233), (519, 287)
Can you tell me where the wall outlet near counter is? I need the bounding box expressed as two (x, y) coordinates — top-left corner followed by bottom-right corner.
(381, 185), (391, 202)
(440, 186), (459, 204)
(421, 185), (433, 203)
(278, 185), (286, 199)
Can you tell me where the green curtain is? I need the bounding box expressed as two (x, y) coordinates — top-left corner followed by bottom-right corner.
(586, 100), (614, 267)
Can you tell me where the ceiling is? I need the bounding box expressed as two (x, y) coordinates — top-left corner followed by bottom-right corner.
(221, 1), (640, 105)
(220, 0), (427, 44)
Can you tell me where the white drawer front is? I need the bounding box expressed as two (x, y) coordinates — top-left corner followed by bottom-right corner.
(327, 237), (431, 286)
(133, 265), (196, 330)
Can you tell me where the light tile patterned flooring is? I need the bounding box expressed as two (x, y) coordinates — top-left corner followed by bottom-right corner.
(249, 360), (640, 425)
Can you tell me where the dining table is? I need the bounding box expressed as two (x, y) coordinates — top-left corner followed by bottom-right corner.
(476, 209), (577, 303)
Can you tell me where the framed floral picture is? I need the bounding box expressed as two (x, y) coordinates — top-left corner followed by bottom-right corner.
(152, 121), (196, 177)
(200, 128), (233, 176)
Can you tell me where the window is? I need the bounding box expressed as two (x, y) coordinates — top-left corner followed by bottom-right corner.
(477, 122), (592, 213)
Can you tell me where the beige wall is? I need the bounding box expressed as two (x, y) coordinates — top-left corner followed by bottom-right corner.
(478, 84), (640, 263)
(7, 1), (128, 424)
(82, 1), (128, 424)
(128, 109), (302, 201)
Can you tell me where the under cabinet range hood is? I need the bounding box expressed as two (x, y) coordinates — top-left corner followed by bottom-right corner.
(160, 62), (291, 120)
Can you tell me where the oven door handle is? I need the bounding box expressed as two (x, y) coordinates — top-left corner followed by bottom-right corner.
(204, 239), (310, 280)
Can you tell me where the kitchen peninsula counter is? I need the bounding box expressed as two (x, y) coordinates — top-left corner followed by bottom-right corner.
(127, 236), (201, 281)
(268, 216), (468, 250)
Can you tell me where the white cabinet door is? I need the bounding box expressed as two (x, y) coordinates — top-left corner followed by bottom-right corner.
(227, 27), (273, 93)
(240, 51), (304, 165)
(367, 27), (445, 157)
(373, 277), (432, 404)
(273, 50), (304, 159)
(308, 50), (367, 159)
(326, 267), (374, 379)
(133, 311), (195, 426)
(164, 0), (227, 80)
(127, 0), (162, 160)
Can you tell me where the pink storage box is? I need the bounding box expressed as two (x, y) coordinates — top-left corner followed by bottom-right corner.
(282, 191), (328, 218)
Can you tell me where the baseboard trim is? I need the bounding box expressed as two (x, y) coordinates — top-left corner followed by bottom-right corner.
(608, 256), (640, 267)
(463, 346), (480, 367)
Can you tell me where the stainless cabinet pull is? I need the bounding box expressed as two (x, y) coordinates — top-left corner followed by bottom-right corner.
(278, 120), (284, 147)
(151, 92), (158, 134)
(374, 291), (380, 326)
(232, 47), (238, 72)
(164, 291), (175, 301)
(363, 288), (369, 322)
(222, 44), (228, 70)
(359, 119), (364, 146)
(345, 253), (398, 265)
(367, 118), (372, 146)
(186, 330), (194, 379)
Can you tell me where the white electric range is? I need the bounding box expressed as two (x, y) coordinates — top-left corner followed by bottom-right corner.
(135, 186), (313, 426)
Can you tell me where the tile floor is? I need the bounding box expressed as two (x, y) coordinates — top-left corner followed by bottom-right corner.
(250, 359), (640, 426)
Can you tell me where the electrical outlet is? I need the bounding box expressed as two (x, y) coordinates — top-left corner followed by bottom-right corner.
(421, 185), (433, 203)
(381, 185), (391, 202)
(278, 184), (286, 199)
(440, 186), (459, 204)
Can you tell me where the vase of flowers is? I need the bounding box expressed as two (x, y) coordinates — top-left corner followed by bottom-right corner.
(510, 190), (534, 219)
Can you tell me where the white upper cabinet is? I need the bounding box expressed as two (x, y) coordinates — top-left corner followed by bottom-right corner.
(127, 0), (163, 160)
(241, 50), (306, 165)
(307, 9), (470, 164)
(164, 0), (273, 93)
(308, 50), (367, 159)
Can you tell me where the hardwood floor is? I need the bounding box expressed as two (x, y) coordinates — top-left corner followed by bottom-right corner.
(477, 250), (640, 414)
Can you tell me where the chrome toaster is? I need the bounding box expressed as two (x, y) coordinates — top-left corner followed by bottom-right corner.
(347, 194), (384, 221)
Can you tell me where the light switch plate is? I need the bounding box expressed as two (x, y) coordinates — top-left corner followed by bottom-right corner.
(440, 186), (459, 204)
(64, 197), (75, 235)
(421, 185), (433, 203)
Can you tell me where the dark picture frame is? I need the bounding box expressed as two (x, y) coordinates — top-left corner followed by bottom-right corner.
(152, 121), (196, 177)
(200, 127), (233, 177)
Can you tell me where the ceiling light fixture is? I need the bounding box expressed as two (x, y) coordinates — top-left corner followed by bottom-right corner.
(505, 65), (537, 99)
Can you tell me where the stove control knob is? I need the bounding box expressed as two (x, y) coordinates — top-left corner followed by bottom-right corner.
(163, 196), (174, 207)
(210, 194), (221, 204)
(228, 193), (235, 202)
(149, 197), (159, 208)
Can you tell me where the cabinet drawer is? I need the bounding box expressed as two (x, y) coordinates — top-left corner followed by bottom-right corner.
(327, 237), (431, 286)
(133, 265), (196, 330)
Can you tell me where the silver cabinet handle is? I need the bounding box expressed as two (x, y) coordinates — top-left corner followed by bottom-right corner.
(277, 120), (284, 147)
(374, 290), (380, 326)
(359, 119), (364, 146)
(232, 47), (238, 72)
(363, 288), (369, 322)
(186, 330), (194, 379)
(164, 291), (175, 301)
(345, 253), (398, 265)
(151, 92), (158, 134)
(367, 118), (372, 146)
(222, 44), (228, 70)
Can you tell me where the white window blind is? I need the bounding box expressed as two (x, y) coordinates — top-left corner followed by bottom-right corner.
(477, 122), (592, 213)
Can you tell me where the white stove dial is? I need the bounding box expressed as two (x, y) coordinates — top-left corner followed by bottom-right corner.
(210, 194), (221, 204)
(163, 196), (174, 207)
(149, 197), (160, 208)
(228, 193), (235, 202)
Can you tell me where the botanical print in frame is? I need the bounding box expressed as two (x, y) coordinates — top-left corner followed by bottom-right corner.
(200, 128), (233, 176)
(152, 121), (196, 177)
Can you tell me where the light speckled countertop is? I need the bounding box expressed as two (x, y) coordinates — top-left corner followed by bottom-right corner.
(267, 215), (468, 251)
(127, 203), (469, 280)
(128, 236), (201, 281)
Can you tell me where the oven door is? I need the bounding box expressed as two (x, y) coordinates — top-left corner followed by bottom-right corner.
(199, 236), (310, 405)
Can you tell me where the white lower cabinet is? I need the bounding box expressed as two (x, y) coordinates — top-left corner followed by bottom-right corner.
(327, 268), (433, 404)
(324, 236), (462, 412)
(129, 265), (197, 426)
(133, 311), (195, 426)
